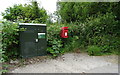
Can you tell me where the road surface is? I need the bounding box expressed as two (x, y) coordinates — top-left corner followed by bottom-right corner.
(10, 53), (118, 73)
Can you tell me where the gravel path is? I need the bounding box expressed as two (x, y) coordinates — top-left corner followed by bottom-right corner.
(10, 53), (118, 73)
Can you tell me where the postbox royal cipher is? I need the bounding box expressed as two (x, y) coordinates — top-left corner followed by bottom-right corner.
(60, 27), (68, 38)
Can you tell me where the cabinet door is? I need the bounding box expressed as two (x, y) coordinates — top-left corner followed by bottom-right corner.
(37, 26), (47, 56)
(20, 25), (38, 58)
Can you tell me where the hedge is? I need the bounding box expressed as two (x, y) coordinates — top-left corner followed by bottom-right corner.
(1, 12), (119, 61)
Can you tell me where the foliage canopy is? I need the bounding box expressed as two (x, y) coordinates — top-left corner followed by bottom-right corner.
(2, 1), (48, 23)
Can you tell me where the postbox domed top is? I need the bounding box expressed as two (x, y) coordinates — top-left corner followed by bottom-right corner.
(61, 27), (68, 30)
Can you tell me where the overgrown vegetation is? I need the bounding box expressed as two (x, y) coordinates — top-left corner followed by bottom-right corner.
(2, 21), (19, 61)
(1, 0), (49, 62)
(1, 2), (119, 62)
(87, 45), (102, 56)
(2, 1), (48, 23)
(47, 2), (120, 56)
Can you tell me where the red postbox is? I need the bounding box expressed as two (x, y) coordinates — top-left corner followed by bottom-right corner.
(60, 27), (68, 38)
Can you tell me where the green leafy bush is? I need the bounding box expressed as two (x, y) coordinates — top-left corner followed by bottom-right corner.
(2, 1), (48, 23)
(63, 36), (80, 52)
(78, 13), (119, 53)
(2, 21), (19, 61)
(87, 45), (102, 56)
(100, 36), (120, 54)
(47, 24), (64, 57)
(47, 39), (63, 57)
(47, 24), (81, 57)
(0, 49), (6, 63)
(47, 12), (119, 56)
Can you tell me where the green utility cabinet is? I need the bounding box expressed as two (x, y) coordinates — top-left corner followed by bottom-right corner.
(19, 23), (47, 58)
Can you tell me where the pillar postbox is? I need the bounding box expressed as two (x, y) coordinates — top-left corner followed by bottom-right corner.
(60, 27), (68, 38)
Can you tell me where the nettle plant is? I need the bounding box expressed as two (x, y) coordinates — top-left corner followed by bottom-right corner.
(47, 24), (64, 57)
(47, 39), (64, 57)
(2, 21), (19, 61)
(47, 24), (81, 57)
